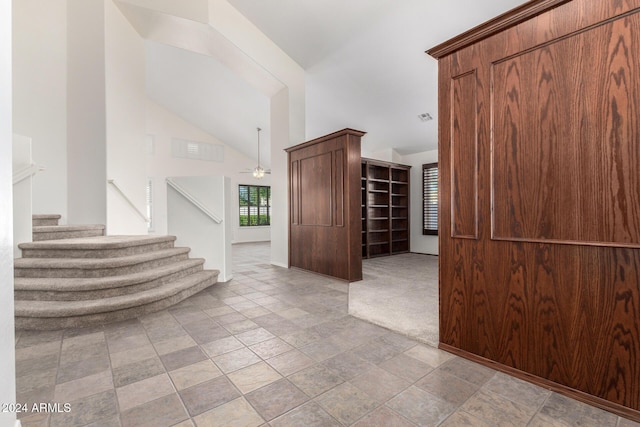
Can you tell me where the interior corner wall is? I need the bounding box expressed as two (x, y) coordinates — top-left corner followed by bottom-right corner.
(199, 0), (306, 265)
(105, 0), (147, 235)
(67, 0), (107, 226)
(366, 148), (403, 164)
(12, 0), (68, 221)
(0, 0), (17, 424)
(119, 0), (208, 23)
(145, 101), (271, 243)
(400, 149), (438, 255)
(269, 87), (291, 268)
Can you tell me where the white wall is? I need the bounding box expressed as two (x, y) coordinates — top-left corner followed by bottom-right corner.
(167, 176), (233, 281)
(12, 0), (68, 221)
(206, 0), (306, 267)
(400, 149), (438, 255)
(0, 0), (17, 425)
(12, 134), (33, 257)
(269, 88), (290, 268)
(364, 147), (403, 164)
(105, 0), (148, 234)
(67, 0), (107, 226)
(14, 0), (148, 233)
(146, 101), (271, 243)
(120, 0), (208, 23)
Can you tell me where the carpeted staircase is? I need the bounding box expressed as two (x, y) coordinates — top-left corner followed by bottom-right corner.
(14, 215), (219, 330)
(32, 214), (106, 241)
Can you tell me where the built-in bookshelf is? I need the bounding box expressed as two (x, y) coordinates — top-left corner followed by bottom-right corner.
(361, 158), (411, 258)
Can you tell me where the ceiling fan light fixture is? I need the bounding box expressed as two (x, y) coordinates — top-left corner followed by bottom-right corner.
(240, 127), (270, 178)
(253, 127), (267, 179)
(253, 166), (265, 178)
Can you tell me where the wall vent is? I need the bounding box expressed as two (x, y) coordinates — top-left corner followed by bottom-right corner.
(171, 138), (224, 162)
(418, 113), (433, 122)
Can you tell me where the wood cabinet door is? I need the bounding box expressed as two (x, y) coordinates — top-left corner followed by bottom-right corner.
(287, 129), (363, 281)
(436, 0), (640, 415)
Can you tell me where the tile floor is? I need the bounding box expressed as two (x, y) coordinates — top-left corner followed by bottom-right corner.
(14, 242), (640, 427)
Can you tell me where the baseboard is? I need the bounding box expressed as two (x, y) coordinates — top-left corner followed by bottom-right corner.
(270, 261), (288, 269)
(439, 343), (640, 423)
(218, 274), (233, 283)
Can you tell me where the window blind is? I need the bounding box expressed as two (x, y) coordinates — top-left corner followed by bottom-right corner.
(423, 163), (438, 235)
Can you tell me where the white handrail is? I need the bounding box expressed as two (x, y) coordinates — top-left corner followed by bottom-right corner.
(107, 179), (150, 222)
(13, 163), (45, 185)
(166, 178), (223, 224)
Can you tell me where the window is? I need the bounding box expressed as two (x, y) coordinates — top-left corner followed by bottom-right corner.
(423, 163), (438, 235)
(239, 185), (271, 226)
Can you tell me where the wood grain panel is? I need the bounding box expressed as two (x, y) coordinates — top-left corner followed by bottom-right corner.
(492, 12), (640, 248)
(431, 0), (640, 420)
(290, 160), (300, 225)
(451, 70), (478, 239)
(334, 149), (344, 227)
(300, 152), (332, 226)
(286, 129), (364, 282)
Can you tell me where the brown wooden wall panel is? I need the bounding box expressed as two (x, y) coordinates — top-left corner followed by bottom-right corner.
(290, 160), (300, 225)
(430, 0), (640, 420)
(334, 149), (345, 227)
(300, 152), (333, 226)
(286, 129), (364, 282)
(492, 13), (640, 247)
(451, 70), (478, 239)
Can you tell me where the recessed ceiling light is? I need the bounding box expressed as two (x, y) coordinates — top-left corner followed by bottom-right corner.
(418, 113), (433, 122)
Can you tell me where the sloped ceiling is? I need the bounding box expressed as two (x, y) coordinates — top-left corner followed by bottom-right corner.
(138, 0), (527, 160)
(145, 41), (271, 166)
(228, 0), (526, 155)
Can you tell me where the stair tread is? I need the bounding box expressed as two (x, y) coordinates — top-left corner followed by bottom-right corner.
(33, 224), (105, 232)
(14, 258), (205, 291)
(19, 235), (177, 250)
(32, 214), (62, 219)
(15, 270), (219, 317)
(14, 247), (190, 269)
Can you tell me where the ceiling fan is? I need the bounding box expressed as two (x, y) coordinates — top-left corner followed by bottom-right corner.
(241, 127), (271, 179)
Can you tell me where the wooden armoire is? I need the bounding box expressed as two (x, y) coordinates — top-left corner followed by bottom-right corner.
(286, 129), (364, 282)
(428, 0), (640, 420)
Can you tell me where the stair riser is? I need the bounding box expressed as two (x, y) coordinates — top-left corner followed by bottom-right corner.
(16, 264), (204, 301)
(14, 254), (190, 278)
(33, 229), (105, 241)
(32, 219), (60, 226)
(15, 275), (217, 330)
(21, 241), (176, 259)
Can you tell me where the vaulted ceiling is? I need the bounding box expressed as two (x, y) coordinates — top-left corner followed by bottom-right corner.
(135, 0), (526, 165)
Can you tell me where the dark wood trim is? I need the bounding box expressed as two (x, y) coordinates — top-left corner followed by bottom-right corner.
(426, 0), (571, 59)
(284, 129), (366, 153)
(449, 70), (478, 240)
(361, 157), (411, 170)
(438, 343), (640, 423)
(490, 236), (640, 249)
(288, 266), (351, 282)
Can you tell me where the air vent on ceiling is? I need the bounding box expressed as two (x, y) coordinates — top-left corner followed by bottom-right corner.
(418, 113), (433, 122)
